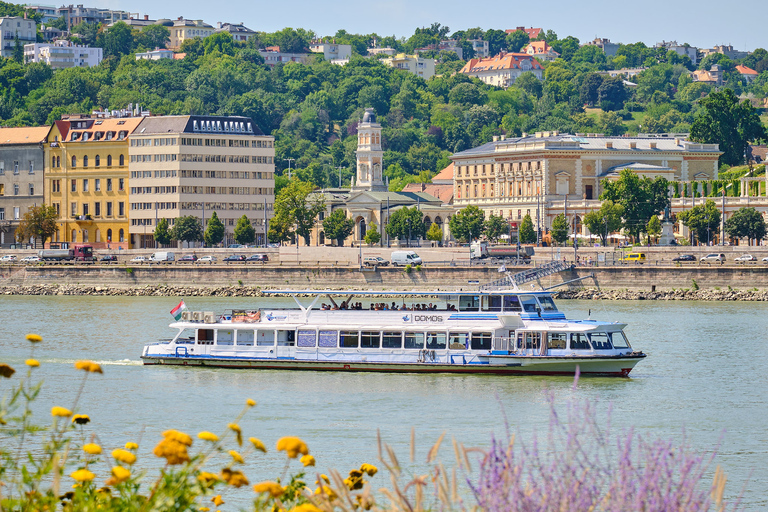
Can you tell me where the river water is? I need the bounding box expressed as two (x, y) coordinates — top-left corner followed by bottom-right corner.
(2, 296), (766, 510)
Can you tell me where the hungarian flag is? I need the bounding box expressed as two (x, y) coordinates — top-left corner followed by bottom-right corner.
(170, 300), (187, 321)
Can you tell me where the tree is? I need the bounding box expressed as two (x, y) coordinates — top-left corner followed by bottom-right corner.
(519, 214), (536, 244)
(597, 76), (628, 111)
(204, 211), (225, 246)
(170, 216), (203, 244)
(426, 222), (442, 243)
(725, 207), (767, 244)
(483, 213), (507, 242)
(12, 34), (23, 63)
(506, 30), (529, 53)
(272, 179), (325, 246)
(580, 73), (604, 106)
(600, 169), (670, 241)
(136, 24), (170, 50)
(100, 21), (134, 58)
(690, 88), (768, 166)
(267, 216), (292, 244)
(14, 205), (58, 246)
(386, 206), (424, 242)
(550, 213), (569, 245)
(153, 218), (171, 246)
(646, 215), (662, 245)
(448, 205), (484, 243)
(322, 208), (354, 246)
(234, 215), (256, 245)
(678, 200), (721, 245)
(582, 200), (624, 247)
(365, 223), (382, 246)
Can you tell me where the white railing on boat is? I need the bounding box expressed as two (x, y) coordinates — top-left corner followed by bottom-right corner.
(481, 261), (573, 291)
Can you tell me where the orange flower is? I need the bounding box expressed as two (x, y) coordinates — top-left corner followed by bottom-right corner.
(220, 468), (249, 488)
(82, 443), (102, 455)
(300, 454), (315, 467)
(72, 414), (90, 425)
(246, 398), (256, 407)
(26, 334), (43, 343)
(212, 495), (225, 506)
(25, 359), (40, 368)
(105, 466), (130, 485)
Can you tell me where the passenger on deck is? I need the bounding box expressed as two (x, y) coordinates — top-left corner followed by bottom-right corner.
(391, 302), (397, 310)
(400, 303), (407, 311)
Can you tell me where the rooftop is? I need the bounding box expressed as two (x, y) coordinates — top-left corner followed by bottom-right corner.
(133, 115), (264, 136)
(0, 126), (50, 145)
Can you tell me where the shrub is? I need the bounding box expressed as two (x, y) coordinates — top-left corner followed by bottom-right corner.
(404, 263), (412, 273)
(692, 279), (699, 290)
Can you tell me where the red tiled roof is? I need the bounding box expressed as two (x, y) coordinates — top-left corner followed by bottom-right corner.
(505, 27), (543, 39)
(432, 162), (453, 182)
(459, 52), (543, 74)
(401, 183), (453, 204)
(736, 65), (758, 75)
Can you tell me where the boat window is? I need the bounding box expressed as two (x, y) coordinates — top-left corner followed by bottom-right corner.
(426, 332), (447, 350)
(217, 330), (234, 345)
(297, 330), (316, 347)
(570, 333), (591, 350)
(471, 332), (493, 350)
(503, 295), (522, 312)
(360, 332), (380, 349)
(481, 295), (502, 312)
(197, 329), (214, 345)
(519, 295), (539, 313)
(236, 330), (254, 346)
(277, 330), (295, 346)
(404, 332), (424, 349)
(256, 329), (275, 346)
(459, 295), (479, 311)
(382, 332), (402, 349)
(449, 332), (469, 349)
(547, 332), (567, 349)
(176, 329), (195, 344)
(523, 332), (541, 349)
(318, 330), (337, 348)
(339, 331), (359, 348)
(611, 332), (631, 349)
(589, 332), (613, 350)
(537, 295), (558, 312)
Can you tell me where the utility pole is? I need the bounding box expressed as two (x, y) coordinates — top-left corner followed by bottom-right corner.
(283, 158), (295, 179)
(336, 166), (344, 188)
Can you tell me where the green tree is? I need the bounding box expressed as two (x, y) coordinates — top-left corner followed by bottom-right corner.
(690, 88), (768, 166)
(136, 24), (170, 50)
(483, 213), (507, 242)
(153, 218), (171, 246)
(506, 30), (529, 53)
(426, 222), (442, 243)
(234, 215), (256, 245)
(514, 72), (543, 98)
(322, 208), (354, 246)
(448, 205), (484, 243)
(550, 213), (569, 245)
(646, 215), (662, 245)
(725, 207), (767, 244)
(597, 76), (628, 111)
(170, 216), (203, 244)
(12, 34), (23, 63)
(100, 21), (134, 58)
(678, 200), (721, 245)
(519, 214), (536, 244)
(267, 216), (292, 244)
(204, 211), (225, 246)
(365, 222), (382, 246)
(580, 73), (604, 106)
(600, 169), (670, 241)
(583, 200), (624, 246)
(386, 206), (424, 242)
(273, 180), (325, 246)
(14, 204), (58, 246)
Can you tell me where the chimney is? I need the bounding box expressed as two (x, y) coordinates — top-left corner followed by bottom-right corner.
(605, 141), (613, 149)
(650, 142), (657, 149)
(144, 14), (148, 20)
(493, 135), (499, 142)
(630, 142), (637, 149)
(217, 22), (222, 29)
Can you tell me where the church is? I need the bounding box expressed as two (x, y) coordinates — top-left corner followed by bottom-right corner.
(308, 109), (455, 246)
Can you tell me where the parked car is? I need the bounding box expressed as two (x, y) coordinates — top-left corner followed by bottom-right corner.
(224, 254), (246, 262)
(129, 256), (147, 263)
(100, 255), (118, 263)
(246, 254), (269, 262)
(672, 254), (696, 262)
(20, 255), (41, 263)
(624, 252), (646, 264)
(178, 254), (198, 262)
(228, 244), (245, 249)
(198, 255), (217, 263)
(1, 255), (18, 262)
(700, 253), (725, 263)
(363, 256), (389, 267)
(762, 256), (768, 263)
(734, 254), (757, 263)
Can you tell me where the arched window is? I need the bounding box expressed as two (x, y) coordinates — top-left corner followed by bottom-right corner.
(95, 229), (100, 242)
(319, 231), (325, 245)
(83, 229), (89, 243)
(107, 155), (112, 166)
(119, 228), (124, 242)
(56, 156), (60, 167)
(358, 218), (366, 240)
(71, 156), (77, 168)
(95, 155), (100, 167)
(71, 229), (77, 242)
(83, 155), (88, 167)
(119, 154), (124, 166)
(51, 156), (56, 168)
(107, 228), (112, 242)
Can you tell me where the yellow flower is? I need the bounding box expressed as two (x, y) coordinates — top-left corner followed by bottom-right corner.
(26, 333), (43, 343)
(161, 429), (193, 446)
(253, 481), (284, 497)
(314, 485), (336, 501)
(72, 414), (90, 425)
(125, 442), (138, 450)
(246, 398), (256, 407)
(74, 360), (103, 374)
(344, 469), (365, 490)
(82, 443), (102, 455)
(197, 472), (220, 485)
(25, 359), (40, 368)
(300, 454), (315, 467)
(197, 431), (219, 442)
(220, 468), (249, 487)
(112, 449), (137, 465)
(249, 437), (267, 453)
(70, 469), (95, 482)
(153, 430), (192, 465)
(315, 474), (330, 485)
(360, 463), (378, 476)
(276, 437), (309, 459)
(291, 505), (322, 512)
(199, 508), (210, 512)
(0, 363), (15, 379)
(51, 406), (72, 418)
(212, 494), (225, 506)
(229, 450), (244, 464)
(228, 423), (243, 446)
(109, 466), (131, 483)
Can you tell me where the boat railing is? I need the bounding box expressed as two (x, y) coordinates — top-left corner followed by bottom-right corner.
(492, 337), (517, 353)
(481, 261), (573, 291)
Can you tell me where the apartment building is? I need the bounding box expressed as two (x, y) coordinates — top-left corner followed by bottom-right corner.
(24, 40), (103, 69)
(168, 18), (214, 50)
(0, 16), (37, 59)
(459, 52), (543, 88)
(0, 127), (49, 247)
(309, 42), (352, 64)
(382, 54), (435, 80)
(57, 4), (133, 30)
(215, 22), (257, 43)
(127, 116), (275, 248)
(44, 113), (144, 249)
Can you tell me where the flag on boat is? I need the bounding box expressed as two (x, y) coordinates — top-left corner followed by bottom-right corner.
(498, 265), (507, 273)
(170, 300), (187, 321)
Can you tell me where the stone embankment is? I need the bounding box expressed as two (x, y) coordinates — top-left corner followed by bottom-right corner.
(555, 289), (768, 301)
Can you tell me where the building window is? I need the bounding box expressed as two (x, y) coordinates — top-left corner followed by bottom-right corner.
(82, 203), (89, 216)
(94, 202), (101, 217)
(29, 184), (34, 195)
(0, 208), (4, 220)
(14, 161), (19, 174)
(107, 178), (113, 191)
(107, 155), (112, 166)
(14, 207), (19, 219)
(71, 156), (77, 168)
(28, 160), (34, 174)
(106, 202), (113, 217)
(13, 184), (19, 195)
(118, 201), (124, 216)
(95, 155), (100, 167)
(119, 228), (124, 242)
(83, 179), (89, 192)
(119, 154), (124, 166)
(118, 178), (124, 191)
(71, 202), (77, 216)
(83, 155), (88, 167)
(95, 179), (100, 191)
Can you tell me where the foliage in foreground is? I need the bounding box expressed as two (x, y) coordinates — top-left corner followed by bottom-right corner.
(1, 335), (742, 511)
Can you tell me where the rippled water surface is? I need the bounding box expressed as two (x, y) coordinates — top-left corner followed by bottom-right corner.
(2, 295), (766, 509)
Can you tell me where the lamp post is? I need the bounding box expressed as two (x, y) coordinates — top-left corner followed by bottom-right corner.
(337, 166), (344, 188)
(705, 214), (711, 246)
(283, 158), (295, 179)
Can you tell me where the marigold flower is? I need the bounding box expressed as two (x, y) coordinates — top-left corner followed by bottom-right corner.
(314, 485), (336, 501)
(220, 468), (249, 488)
(26, 333), (43, 343)
(199, 508), (210, 512)
(82, 443), (102, 455)
(70, 469), (95, 482)
(197, 472), (220, 485)
(109, 466), (131, 483)
(72, 414), (90, 425)
(74, 360), (103, 374)
(253, 481), (284, 497)
(212, 495), (225, 506)
(249, 437), (267, 453)
(276, 436), (309, 458)
(25, 359), (40, 368)
(291, 505), (322, 512)
(125, 442), (138, 450)
(228, 423), (243, 446)
(228, 450), (244, 464)
(300, 454), (315, 467)
(360, 463), (378, 476)
(161, 429), (193, 446)
(197, 431), (219, 442)
(344, 469), (365, 490)
(315, 474), (330, 485)
(51, 406), (72, 418)
(112, 449), (136, 465)
(246, 398), (256, 407)
(0, 363), (15, 379)
(153, 437), (190, 465)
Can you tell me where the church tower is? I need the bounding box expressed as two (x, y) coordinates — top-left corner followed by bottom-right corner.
(353, 108), (386, 192)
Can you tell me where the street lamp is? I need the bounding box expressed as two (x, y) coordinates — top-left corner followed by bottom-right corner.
(705, 214), (711, 246)
(283, 158), (295, 179)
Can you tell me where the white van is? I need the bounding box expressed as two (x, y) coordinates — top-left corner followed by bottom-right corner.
(391, 250), (422, 266)
(150, 251), (175, 262)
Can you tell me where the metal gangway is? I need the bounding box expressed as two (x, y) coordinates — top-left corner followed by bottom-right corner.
(480, 261), (574, 291)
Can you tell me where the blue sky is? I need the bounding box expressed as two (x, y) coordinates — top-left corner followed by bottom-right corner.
(103, 0), (764, 51)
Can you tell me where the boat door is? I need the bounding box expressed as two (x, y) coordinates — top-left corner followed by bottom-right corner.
(516, 331), (546, 356)
(276, 329), (296, 358)
(195, 328), (214, 356)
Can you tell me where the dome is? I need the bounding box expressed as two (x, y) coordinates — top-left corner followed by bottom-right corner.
(361, 108), (377, 124)
(155, 18), (173, 26)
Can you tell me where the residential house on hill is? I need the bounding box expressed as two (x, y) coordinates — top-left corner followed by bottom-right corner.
(259, 46), (310, 67)
(736, 65), (758, 82)
(382, 54), (435, 80)
(216, 22), (257, 43)
(169, 18), (214, 50)
(584, 38), (619, 56)
(691, 65), (723, 86)
(459, 53), (543, 88)
(0, 16), (37, 59)
(505, 27), (542, 40)
(521, 41), (559, 62)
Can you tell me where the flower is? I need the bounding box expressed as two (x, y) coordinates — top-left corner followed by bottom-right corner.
(0, 364), (15, 379)
(70, 469), (95, 482)
(314, 485), (336, 501)
(291, 505), (322, 512)
(153, 430), (192, 465)
(228, 423), (243, 446)
(51, 406), (72, 418)
(25, 359), (40, 368)
(74, 360), (103, 374)
(229, 450), (244, 464)
(249, 437), (267, 453)
(276, 437), (309, 459)
(344, 469), (365, 490)
(246, 398), (256, 407)
(197, 472), (220, 485)
(212, 495), (225, 506)
(197, 431), (219, 442)
(72, 414), (90, 425)
(82, 443), (102, 455)
(253, 481), (284, 497)
(199, 508), (210, 512)
(161, 429), (193, 446)
(26, 334), (43, 343)
(220, 468), (249, 488)
(125, 442), (138, 450)
(112, 449), (136, 465)
(106, 466), (130, 485)
(360, 463), (378, 476)
(315, 474), (330, 485)
(300, 454), (315, 467)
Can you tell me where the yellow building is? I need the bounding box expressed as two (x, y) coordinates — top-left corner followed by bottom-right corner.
(44, 114), (144, 249)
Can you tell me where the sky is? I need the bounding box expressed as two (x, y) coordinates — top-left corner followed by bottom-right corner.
(97, 0), (765, 51)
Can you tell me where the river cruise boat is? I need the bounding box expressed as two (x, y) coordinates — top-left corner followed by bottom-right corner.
(141, 263), (646, 376)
